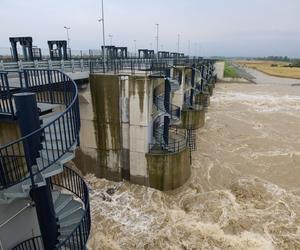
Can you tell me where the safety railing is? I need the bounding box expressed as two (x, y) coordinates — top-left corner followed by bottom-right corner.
(90, 58), (171, 77)
(149, 118), (187, 153)
(0, 69), (80, 190)
(12, 166), (91, 250)
(12, 236), (44, 250)
(153, 95), (181, 121)
(0, 71), (15, 117)
(51, 165), (90, 250)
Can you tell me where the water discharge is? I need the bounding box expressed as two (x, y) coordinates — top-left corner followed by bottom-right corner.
(85, 75), (300, 249)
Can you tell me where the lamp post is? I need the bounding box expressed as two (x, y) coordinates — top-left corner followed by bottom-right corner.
(177, 34), (180, 60)
(98, 0), (106, 62)
(155, 23), (159, 59)
(64, 26), (71, 58)
(133, 40), (136, 58)
(64, 26), (71, 49)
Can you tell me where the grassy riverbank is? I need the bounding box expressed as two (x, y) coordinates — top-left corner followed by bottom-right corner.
(236, 60), (300, 79)
(224, 62), (238, 78)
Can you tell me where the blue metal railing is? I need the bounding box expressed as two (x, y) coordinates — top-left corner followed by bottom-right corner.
(0, 69), (80, 190)
(0, 72), (15, 117)
(153, 95), (181, 121)
(51, 165), (90, 250)
(90, 58), (171, 76)
(149, 118), (187, 153)
(12, 166), (91, 250)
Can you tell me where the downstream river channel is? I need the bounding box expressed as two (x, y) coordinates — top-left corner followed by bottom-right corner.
(86, 71), (300, 250)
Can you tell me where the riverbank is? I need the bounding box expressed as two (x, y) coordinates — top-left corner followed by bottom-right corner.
(236, 60), (300, 80)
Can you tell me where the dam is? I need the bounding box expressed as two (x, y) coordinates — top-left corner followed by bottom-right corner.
(1, 0), (299, 248)
(0, 34), (221, 249)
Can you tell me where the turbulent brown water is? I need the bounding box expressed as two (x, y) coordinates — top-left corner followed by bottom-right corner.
(85, 75), (300, 250)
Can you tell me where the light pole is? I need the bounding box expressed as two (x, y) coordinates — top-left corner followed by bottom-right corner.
(177, 34), (180, 59)
(108, 34), (113, 46)
(64, 26), (71, 48)
(98, 0), (106, 62)
(155, 23), (159, 59)
(64, 26), (71, 58)
(133, 40), (136, 58)
(188, 40), (190, 57)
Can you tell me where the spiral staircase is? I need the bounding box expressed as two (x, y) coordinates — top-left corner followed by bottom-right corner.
(0, 69), (90, 250)
(150, 68), (187, 154)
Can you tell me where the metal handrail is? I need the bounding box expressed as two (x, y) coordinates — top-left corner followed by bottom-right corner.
(0, 69), (80, 190)
(90, 58), (170, 76)
(0, 72), (15, 117)
(149, 118), (187, 153)
(12, 236), (44, 250)
(12, 166), (91, 250)
(153, 95), (181, 121)
(51, 166), (90, 249)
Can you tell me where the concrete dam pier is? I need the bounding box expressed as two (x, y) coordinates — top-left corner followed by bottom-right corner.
(75, 60), (221, 191)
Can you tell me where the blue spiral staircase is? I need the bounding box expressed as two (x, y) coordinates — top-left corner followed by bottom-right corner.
(150, 67), (187, 153)
(0, 69), (90, 249)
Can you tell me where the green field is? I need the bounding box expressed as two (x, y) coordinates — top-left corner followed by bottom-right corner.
(224, 62), (238, 78)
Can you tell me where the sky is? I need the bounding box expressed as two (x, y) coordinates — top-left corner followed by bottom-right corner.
(1, 0), (300, 57)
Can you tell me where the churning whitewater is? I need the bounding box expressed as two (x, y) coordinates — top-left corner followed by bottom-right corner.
(85, 76), (300, 250)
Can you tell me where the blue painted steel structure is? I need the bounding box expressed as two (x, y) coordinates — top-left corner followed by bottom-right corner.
(0, 69), (90, 249)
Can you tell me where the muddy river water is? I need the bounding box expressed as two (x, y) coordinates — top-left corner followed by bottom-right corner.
(86, 71), (300, 250)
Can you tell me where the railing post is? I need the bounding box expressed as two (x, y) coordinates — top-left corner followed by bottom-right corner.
(48, 60), (53, 70)
(18, 60), (23, 71)
(61, 59), (64, 71)
(0, 60), (4, 70)
(80, 59), (84, 72)
(0, 158), (7, 187)
(3, 73), (15, 117)
(71, 59), (75, 73)
(47, 70), (54, 104)
(34, 60), (39, 69)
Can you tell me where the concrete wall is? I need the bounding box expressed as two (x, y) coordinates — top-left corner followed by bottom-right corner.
(128, 75), (153, 185)
(214, 61), (225, 79)
(75, 73), (192, 190)
(171, 67), (185, 108)
(146, 148), (191, 191)
(74, 84), (99, 177)
(181, 108), (205, 129)
(0, 199), (40, 250)
(89, 74), (123, 181)
(76, 73), (157, 185)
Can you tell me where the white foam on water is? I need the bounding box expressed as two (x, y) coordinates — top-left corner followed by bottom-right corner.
(85, 83), (300, 250)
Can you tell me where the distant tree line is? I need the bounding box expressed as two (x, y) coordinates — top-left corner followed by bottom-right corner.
(250, 56), (300, 68)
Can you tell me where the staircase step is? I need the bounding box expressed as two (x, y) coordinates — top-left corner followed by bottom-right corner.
(39, 149), (75, 164)
(41, 163), (64, 179)
(58, 208), (85, 227)
(3, 181), (29, 199)
(41, 140), (77, 151)
(41, 112), (71, 124)
(21, 173), (46, 190)
(52, 191), (60, 203)
(57, 235), (82, 248)
(43, 132), (72, 141)
(43, 123), (70, 134)
(59, 223), (80, 235)
(54, 194), (73, 214)
(57, 200), (82, 220)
